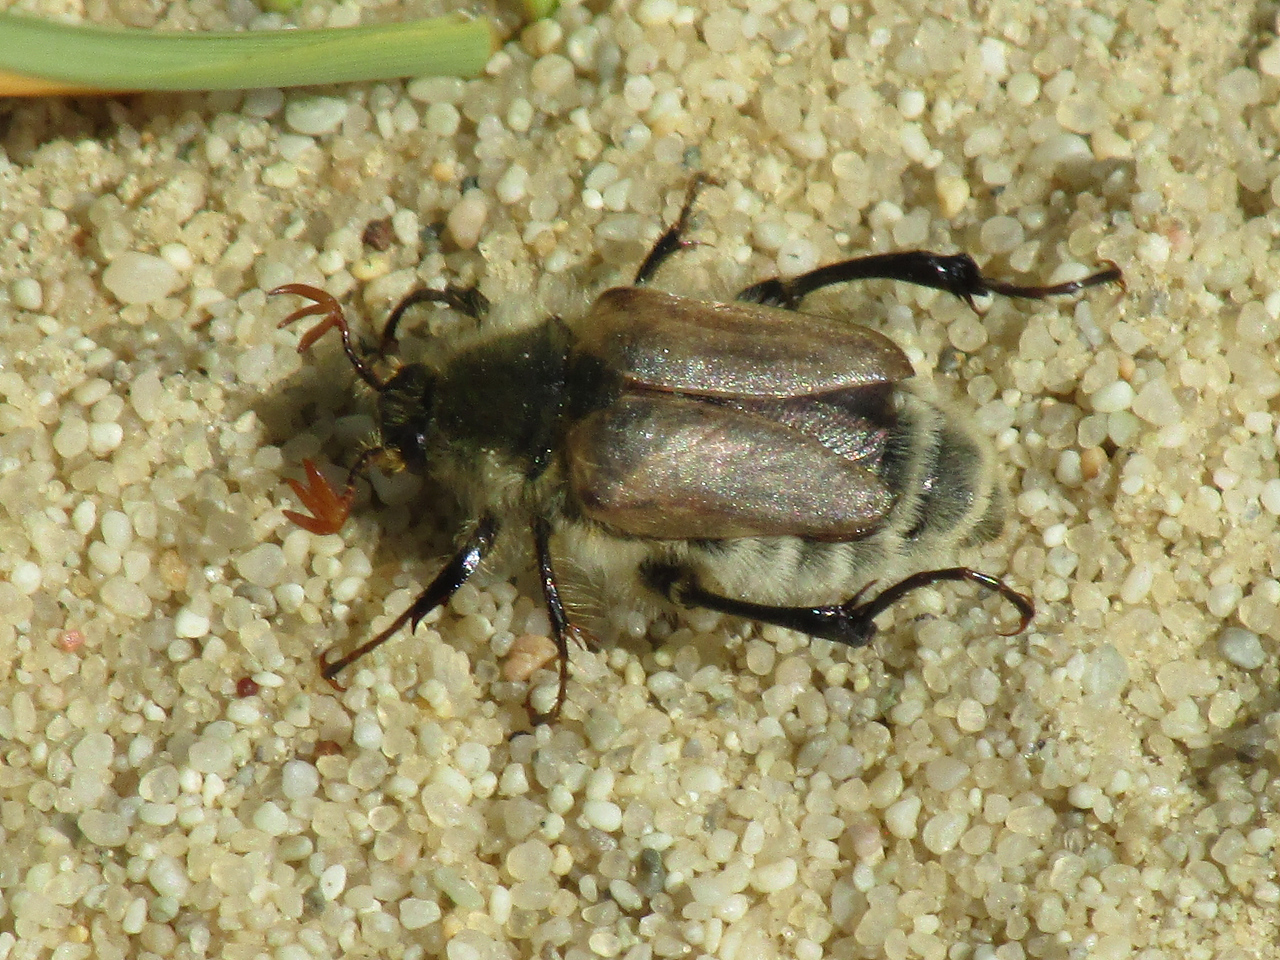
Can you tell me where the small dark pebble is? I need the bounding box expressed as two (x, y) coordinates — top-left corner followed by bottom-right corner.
(362, 217), (395, 251)
(303, 885), (327, 916)
(236, 676), (260, 698)
(635, 847), (666, 898)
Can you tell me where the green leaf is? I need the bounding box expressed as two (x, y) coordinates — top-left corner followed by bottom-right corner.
(0, 12), (496, 93)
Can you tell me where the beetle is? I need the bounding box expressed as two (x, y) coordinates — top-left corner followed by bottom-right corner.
(274, 177), (1119, 719)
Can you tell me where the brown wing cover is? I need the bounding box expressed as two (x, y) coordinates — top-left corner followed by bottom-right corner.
(574, 287), (913, 397)
(567, 394), (896, 541)
(565, 287), (910, 541)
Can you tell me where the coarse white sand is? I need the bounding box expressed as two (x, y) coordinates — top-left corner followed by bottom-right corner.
(0, 0), (1278, 958)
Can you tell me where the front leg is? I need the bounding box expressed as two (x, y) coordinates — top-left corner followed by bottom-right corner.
(380, 285), (490, 353)
(319, 515), (498, 685)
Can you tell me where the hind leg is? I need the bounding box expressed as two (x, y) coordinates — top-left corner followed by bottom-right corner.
(644, 561), (1033, 647)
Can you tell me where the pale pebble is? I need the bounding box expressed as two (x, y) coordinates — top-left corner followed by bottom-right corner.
(78, 810), (129, 846)
(400, 897), (443, 930)
(103, 253), (182, 304)
(1219, 627), (1266, 670)
(254, 801), (290, 836)
(448, 191), (489, 250)
(11, 277), (42, 310)
(147, 854), (190, 898)
(750, 857), (798, 894)
(282, 759), (320, 799)
(187, 737), (233, 774)
(285, 96), (348, 135)
(174, 608), (211, 639)
(234, 543), (286, 588)
(582, 799), (622, 832)
(72, 731), (113, 769)
(319, 863), (347, 901)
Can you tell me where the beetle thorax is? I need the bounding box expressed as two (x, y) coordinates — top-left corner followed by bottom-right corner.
(377, 320), (574, 513)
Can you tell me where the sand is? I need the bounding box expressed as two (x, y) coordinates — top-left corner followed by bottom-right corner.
(0, 0), (1277, 957)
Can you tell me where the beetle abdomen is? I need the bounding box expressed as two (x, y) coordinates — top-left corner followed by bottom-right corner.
(552, 384), (1004, 617)
(888, 390), (1003, 549)
(666, 388), (1002, 608)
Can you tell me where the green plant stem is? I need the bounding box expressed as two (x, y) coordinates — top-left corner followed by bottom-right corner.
(0, 12), (496, 93)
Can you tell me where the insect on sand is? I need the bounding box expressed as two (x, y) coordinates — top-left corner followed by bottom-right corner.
(274, 177), (1120, 721)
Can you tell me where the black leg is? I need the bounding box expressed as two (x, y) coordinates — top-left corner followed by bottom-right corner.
(646, 563), (1033, 648)
(531, 517), (579, 723)
(633, 174), (718, 286)
(736, 251), (1122, 311)
(380, 285), (490, 353)
(319, 515), (498, 685)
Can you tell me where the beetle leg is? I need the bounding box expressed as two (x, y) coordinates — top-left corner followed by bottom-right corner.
(530, 517), (582, 723)
(736, 251), (1122, 311)
(647, 562), (1033, 648)
(828, 567), (1035, 640)
(380, 285), (490, 354)
(317, 515), (498, 687)
(633, 174), (719, 285)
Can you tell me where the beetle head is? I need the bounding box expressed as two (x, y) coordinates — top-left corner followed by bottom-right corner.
(377, 362), (435, 474)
